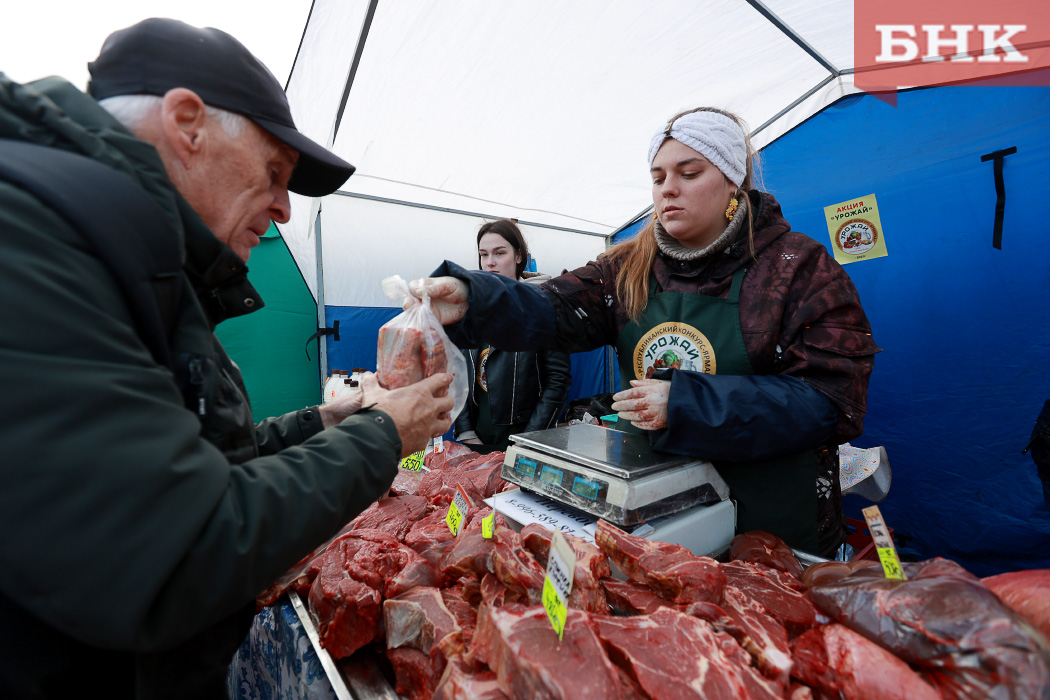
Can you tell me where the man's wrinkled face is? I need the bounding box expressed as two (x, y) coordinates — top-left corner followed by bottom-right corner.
(192, 120), (298, 262)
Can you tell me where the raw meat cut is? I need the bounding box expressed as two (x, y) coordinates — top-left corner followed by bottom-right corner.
(491, 525), (546, 605)
(384, 586), (461, 654)
(440, 509), (499, 583)
(983, 569), (1050, 642)
(595, 519), (726, 605)
(521, 524), (611, 613)
(385, 545), (442, 598)
(593, 607), (783, 700)
(602, 577), (673, 615)
(433, 659), (510, 700)
(722, 560), (818, 635)
(384, 585), (463, 698)
(600, 577), (736, 632)
(302, 528), (446, 658)
(388, 647), (440, 700)
(473, 603), (625, 700)
(809, 558), (1050, 700)
(420, 468), (487, 509)
(348, 494), (429, 540)
(463, 575), (509, 670)
(730, 530), (803, 580)
(456, 452), (509, 498)
(308, 542), (383, 658)
(425, 441), (478, 470)
(790, 623), (942, 700)
(391, 468), (426, 497)
(721, 585), (792, 687)
(257, 528), (399, 608)
(406, 509), (457, 567)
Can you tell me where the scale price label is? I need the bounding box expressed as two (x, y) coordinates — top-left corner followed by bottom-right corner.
(862, 505), (906, 581)
(446, 485), (472, 537)
(399, 450), (425, 472)
(541, 531), (576, 640)
(481, 510), (495, 539)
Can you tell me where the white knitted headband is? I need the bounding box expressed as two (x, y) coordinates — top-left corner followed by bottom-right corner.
(648, 110), (747, 188)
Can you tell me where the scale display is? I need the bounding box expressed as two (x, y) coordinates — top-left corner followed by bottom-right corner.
(502, 424), (728, 526)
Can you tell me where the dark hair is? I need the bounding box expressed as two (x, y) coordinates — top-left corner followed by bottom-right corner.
(477, 219), (529, 279)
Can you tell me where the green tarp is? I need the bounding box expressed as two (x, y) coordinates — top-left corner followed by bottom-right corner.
(215, 224), (320, 419)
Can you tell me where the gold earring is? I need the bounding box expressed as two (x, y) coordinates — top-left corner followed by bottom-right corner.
(725, 198), (739, 221)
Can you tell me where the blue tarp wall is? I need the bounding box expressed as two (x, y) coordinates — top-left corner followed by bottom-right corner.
(757, 85), (1050, 576)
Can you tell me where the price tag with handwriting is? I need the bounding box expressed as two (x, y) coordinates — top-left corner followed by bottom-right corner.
(481, 510), (495, 539)
(446, 485), (471, 537)
(541, 531), (576, 640)
(862, 505), (906, 581)
(399, 450), (425, 472)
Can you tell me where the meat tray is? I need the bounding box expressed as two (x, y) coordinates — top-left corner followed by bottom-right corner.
(289, 591), (404, 700)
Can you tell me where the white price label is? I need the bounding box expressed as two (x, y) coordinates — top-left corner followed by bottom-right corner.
(541, 531), (576, 639)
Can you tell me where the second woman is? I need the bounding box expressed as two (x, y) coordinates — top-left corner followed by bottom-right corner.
(454, 219), (572, 452)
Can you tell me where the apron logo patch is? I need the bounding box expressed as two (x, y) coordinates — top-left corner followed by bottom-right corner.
(633, 322), (715, 379)
(835, 218), (879, 256)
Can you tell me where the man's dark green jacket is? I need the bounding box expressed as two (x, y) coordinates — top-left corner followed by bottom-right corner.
(0, 75), (400, 696)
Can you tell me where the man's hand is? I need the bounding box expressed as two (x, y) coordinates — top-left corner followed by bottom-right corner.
(406, 277), (469, 325)
(611, 378), (671, 430)
(319, 384), (365, 428)
(363, 372), (455, 457)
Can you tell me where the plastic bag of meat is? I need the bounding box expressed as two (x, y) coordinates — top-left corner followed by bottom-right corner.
(809, 558), (1050, 700)
(377, 275), (468, 418)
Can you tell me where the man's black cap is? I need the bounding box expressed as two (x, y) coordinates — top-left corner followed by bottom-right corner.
(87, 18), (354, 197)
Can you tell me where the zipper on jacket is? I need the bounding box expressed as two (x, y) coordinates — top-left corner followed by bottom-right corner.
(188, 357), (208, 417)
(511, 352), (518, 416)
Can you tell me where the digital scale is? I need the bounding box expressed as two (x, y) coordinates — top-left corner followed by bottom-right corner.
(502, 423), (732, 528)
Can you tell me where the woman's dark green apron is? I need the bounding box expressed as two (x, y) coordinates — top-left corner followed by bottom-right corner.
(616, 270), (820, 553)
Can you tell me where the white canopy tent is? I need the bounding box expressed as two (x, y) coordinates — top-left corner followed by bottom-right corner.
(280, 0), (862, 312)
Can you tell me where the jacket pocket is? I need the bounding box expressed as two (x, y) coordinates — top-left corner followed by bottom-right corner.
(802, 325), (881, 358)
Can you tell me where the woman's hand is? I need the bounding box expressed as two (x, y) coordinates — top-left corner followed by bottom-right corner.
(407, 277), (469, 325)
(611, 378), (671, 430)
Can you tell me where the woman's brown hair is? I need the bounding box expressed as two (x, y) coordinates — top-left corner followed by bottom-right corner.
(607, 107), (760, 320)
(477, 219), (529, 280)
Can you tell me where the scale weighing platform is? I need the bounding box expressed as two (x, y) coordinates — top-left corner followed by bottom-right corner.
(502, 423), (731, 528)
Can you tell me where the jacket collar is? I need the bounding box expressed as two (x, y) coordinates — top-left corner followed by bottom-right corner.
(656, 190), (792, 280)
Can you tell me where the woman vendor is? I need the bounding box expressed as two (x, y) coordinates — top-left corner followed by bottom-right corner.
(455, 219), (572, 452)
(411, 108), (878, 558)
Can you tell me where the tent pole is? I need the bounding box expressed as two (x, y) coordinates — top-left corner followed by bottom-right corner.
(315, 202), (328, 393)
(332, 0), (380, 139)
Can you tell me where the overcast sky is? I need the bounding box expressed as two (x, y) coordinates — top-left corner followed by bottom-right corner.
(1, 1), (312, 89)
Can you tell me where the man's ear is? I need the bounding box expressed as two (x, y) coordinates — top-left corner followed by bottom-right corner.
(160, 88), (208, 169)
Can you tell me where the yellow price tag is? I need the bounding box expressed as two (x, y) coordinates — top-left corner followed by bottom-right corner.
(862, 505), (907, 581)
(446, 485), (471, 537)
(541, 577), (567, 640)
(482, 510), (494, 539)
(876, 547), (905, 580)
(399, 450), (425, 472)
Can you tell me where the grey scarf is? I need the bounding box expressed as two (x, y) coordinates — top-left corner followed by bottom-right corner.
(655, 196), (748, 261)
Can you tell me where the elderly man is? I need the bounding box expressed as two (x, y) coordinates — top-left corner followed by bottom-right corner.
(0, 18), (451, 698)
